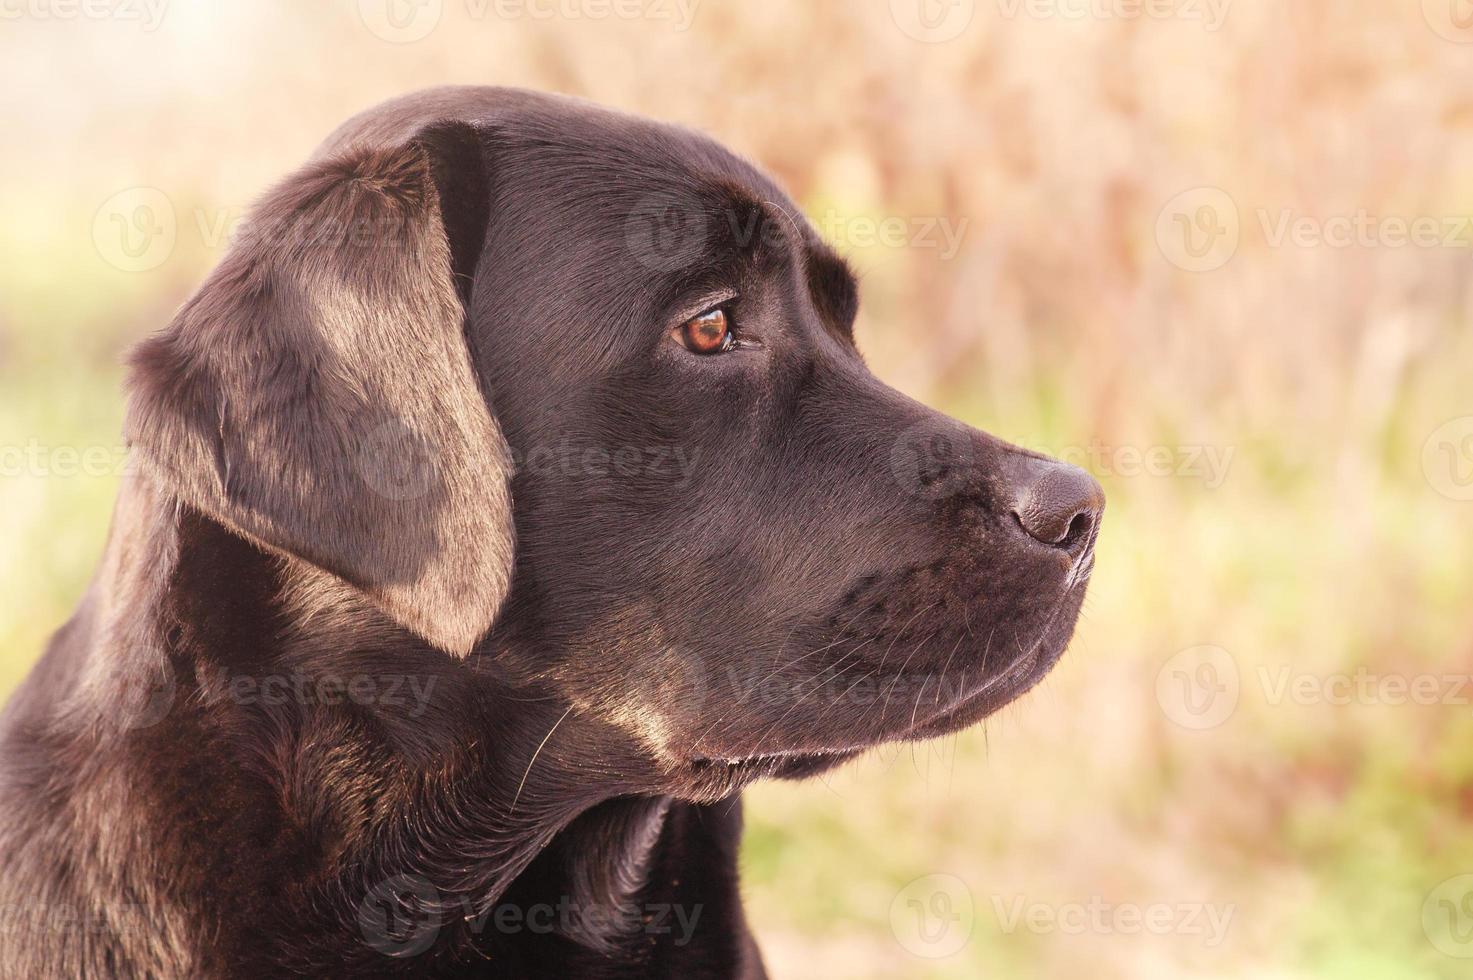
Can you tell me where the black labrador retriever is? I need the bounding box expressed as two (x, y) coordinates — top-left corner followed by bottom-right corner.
(0, 87), (1103, 978)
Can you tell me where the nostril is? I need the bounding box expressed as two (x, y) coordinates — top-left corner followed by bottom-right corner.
(1011, 463), (1105, 551)
(1059, 510), (1094, 549)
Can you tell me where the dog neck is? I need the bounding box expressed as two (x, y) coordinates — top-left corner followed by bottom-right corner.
(54, 475), (705, 969)
(509, 794), (676, 954)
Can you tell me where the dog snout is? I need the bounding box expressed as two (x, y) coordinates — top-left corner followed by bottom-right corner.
(1010, 461), (1104, 555)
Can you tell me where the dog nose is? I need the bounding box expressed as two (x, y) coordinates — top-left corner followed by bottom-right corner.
(1012, 463), (1104, 552)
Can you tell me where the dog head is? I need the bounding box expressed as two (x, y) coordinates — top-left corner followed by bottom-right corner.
(126, 87), (1102, 797)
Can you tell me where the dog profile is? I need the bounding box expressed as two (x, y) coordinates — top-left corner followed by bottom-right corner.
(0, 87), (1103, 978)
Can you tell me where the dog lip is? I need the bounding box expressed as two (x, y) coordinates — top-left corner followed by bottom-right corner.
(902, 654), (1042, 738)
(688, 576), (1090, 766)
(904, 578), (1088, 737)
(936, 645), (1042, 718)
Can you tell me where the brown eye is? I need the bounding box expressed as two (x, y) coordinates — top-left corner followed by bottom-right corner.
(672, 308), (735, 355)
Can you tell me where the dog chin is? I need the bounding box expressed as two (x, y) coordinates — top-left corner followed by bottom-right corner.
(689, 749), (863, 787)
(678, 579), (1087, 796)
(901, 581), (1086, 741)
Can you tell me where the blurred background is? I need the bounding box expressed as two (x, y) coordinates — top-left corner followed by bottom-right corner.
(3, 1), (1472, 976)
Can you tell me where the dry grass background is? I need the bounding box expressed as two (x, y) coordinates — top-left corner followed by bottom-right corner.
(2, 1), (1473, 976)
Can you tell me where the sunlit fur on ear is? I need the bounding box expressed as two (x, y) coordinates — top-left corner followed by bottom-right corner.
(124, 125), (513, 656)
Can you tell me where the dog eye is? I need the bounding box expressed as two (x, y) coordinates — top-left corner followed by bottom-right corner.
(671, 308), (736, 355)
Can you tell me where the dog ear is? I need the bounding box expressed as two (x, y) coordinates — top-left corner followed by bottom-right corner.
(124, 122), (513, 657)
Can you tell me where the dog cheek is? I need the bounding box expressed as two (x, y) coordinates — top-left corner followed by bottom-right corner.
(552, 623), (710, 762)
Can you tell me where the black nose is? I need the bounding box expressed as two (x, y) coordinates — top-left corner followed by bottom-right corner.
(1012, 463), (1105, 552)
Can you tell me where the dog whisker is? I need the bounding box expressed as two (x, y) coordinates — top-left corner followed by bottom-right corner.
(509, 705), (574, 816)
